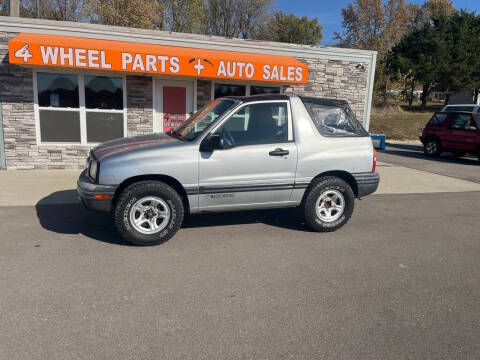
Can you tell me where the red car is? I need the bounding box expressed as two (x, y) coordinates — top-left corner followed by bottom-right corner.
(420, 112), (480, 162)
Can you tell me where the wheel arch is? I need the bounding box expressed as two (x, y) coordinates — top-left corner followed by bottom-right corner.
(424, 134), (441, 143)
(304, 170), (359, 198)
(113, 174), (190, 213)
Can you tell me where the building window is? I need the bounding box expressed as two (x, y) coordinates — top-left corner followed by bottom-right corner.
(214, 83), (246, 99)
(212, 82), (281, 100)
(35, 72), (126, 144)
(250, 86), (281, 95)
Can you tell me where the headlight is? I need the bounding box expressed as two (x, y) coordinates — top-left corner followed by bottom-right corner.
(89, 160), (98, 180)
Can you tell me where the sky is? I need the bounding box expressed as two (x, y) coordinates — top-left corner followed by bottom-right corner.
(275, 0), (480, 46)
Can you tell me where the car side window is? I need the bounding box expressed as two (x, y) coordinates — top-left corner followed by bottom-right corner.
(304, 103), (357, 136)
(213, 102), (288, 147)
(449, 114), (477, 131)
(428, 113), (448, 126)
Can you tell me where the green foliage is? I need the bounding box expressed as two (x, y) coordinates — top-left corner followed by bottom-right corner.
(389, 10), (480, 107)
(259, 12), (323, 46)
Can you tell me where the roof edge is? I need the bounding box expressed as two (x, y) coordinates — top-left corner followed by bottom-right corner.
(0, 16), (377, 62)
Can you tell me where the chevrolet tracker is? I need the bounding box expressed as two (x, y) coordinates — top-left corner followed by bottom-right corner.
(77, 94), (380, 246)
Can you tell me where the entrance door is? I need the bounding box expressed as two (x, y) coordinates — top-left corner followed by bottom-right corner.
(154, 79), (194, 133)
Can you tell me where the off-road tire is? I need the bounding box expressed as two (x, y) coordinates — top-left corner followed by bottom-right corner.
(424, 137), (442, 157)
(114, 181), (184, 246)
(303, 176), (354, 232)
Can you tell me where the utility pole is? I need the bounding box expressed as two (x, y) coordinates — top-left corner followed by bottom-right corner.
(8, 0), (20, 17)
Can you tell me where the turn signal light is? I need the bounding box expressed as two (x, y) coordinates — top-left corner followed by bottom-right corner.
(94, 194), (110, 200)
(372, 149), (377, 173)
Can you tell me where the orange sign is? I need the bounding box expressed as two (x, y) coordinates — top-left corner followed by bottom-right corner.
(9, 33), (308, 84)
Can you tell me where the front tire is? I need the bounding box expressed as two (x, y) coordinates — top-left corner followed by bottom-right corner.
(424, 137), (442, 157)
(303, 177), (354, 232)
(114, 181), (184, 246)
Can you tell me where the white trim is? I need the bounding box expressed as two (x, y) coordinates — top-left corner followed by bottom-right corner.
(151, 76), (156, 133)
(32, 69), (41, 145)
(363, 52), (377, 130)
(33, 70), (127, 145)
(153, 78), (194, 133)
(78, 73), (87, 145)
(193, 79), (198, 112)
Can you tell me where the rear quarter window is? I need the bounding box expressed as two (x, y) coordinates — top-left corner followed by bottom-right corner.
(304, 102), (366, 137)
(428, 113), (448, 126)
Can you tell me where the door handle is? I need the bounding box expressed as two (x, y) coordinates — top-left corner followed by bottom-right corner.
(269, 148), (289, 156)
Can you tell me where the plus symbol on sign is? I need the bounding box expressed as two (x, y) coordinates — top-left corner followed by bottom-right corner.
(193, 58), (205, 76)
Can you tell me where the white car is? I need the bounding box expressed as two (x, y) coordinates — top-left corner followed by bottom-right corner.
(441, 104), (480, 112)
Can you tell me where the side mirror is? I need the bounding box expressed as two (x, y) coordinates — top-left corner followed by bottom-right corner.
(200, 134), (223, 152)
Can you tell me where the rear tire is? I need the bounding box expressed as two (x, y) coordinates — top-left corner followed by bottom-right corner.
(114, 181), (184, 246)
(303, 176), (354, 232)
(424, 137), (442, 157)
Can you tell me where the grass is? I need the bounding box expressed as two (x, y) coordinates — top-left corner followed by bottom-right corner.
(369, 101), (444, 140)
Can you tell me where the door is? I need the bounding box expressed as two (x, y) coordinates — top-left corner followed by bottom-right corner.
(198, 100), (298, 210)
(444, 113), (479, 151)
(154, 79), (194, 133)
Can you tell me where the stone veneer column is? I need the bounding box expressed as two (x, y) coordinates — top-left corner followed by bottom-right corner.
(196, 80), (212, 110)
(126, 76), (153, 137)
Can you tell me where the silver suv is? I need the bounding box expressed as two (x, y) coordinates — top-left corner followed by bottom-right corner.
(78, 95), (379, 245)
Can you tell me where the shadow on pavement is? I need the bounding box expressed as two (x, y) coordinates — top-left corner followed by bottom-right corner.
(383, 142), (479, 166)
(35, 190), (308, 246)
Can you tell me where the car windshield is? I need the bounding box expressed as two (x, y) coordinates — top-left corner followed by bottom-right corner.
(169, 99), (237, 141)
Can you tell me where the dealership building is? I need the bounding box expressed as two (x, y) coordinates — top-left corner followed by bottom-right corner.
(0, 16), (377, 170)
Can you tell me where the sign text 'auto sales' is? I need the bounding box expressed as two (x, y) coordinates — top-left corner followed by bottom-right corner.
(9, 33), (308, 84)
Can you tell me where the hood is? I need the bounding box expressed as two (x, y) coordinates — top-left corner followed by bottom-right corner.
(92, 133), (181, 161)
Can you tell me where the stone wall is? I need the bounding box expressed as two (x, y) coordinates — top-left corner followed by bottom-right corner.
(126, 76), (153, 137)
(0, 32), (91, 169)
(197, 80), (212, 109)
(284, 58), (369, 125)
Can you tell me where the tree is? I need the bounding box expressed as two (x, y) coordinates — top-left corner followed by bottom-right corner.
(20, 0), (87, 21)
(203, 0), (272, 38)
(86, 0), (163, 29)
(258, 12), (322, 46)
(0, 0), (7, 16)
(164, 0), (206, 33)
(335, 0), (417, 104)
(434, 11), (479, 104)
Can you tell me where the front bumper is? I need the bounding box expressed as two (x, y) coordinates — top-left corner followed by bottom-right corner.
(419, 136), (425, 144)
(353, 172), (380, 197)
(77, 171), (117, 212)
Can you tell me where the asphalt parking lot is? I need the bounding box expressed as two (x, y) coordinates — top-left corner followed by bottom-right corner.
(0, 144), (479, 360)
